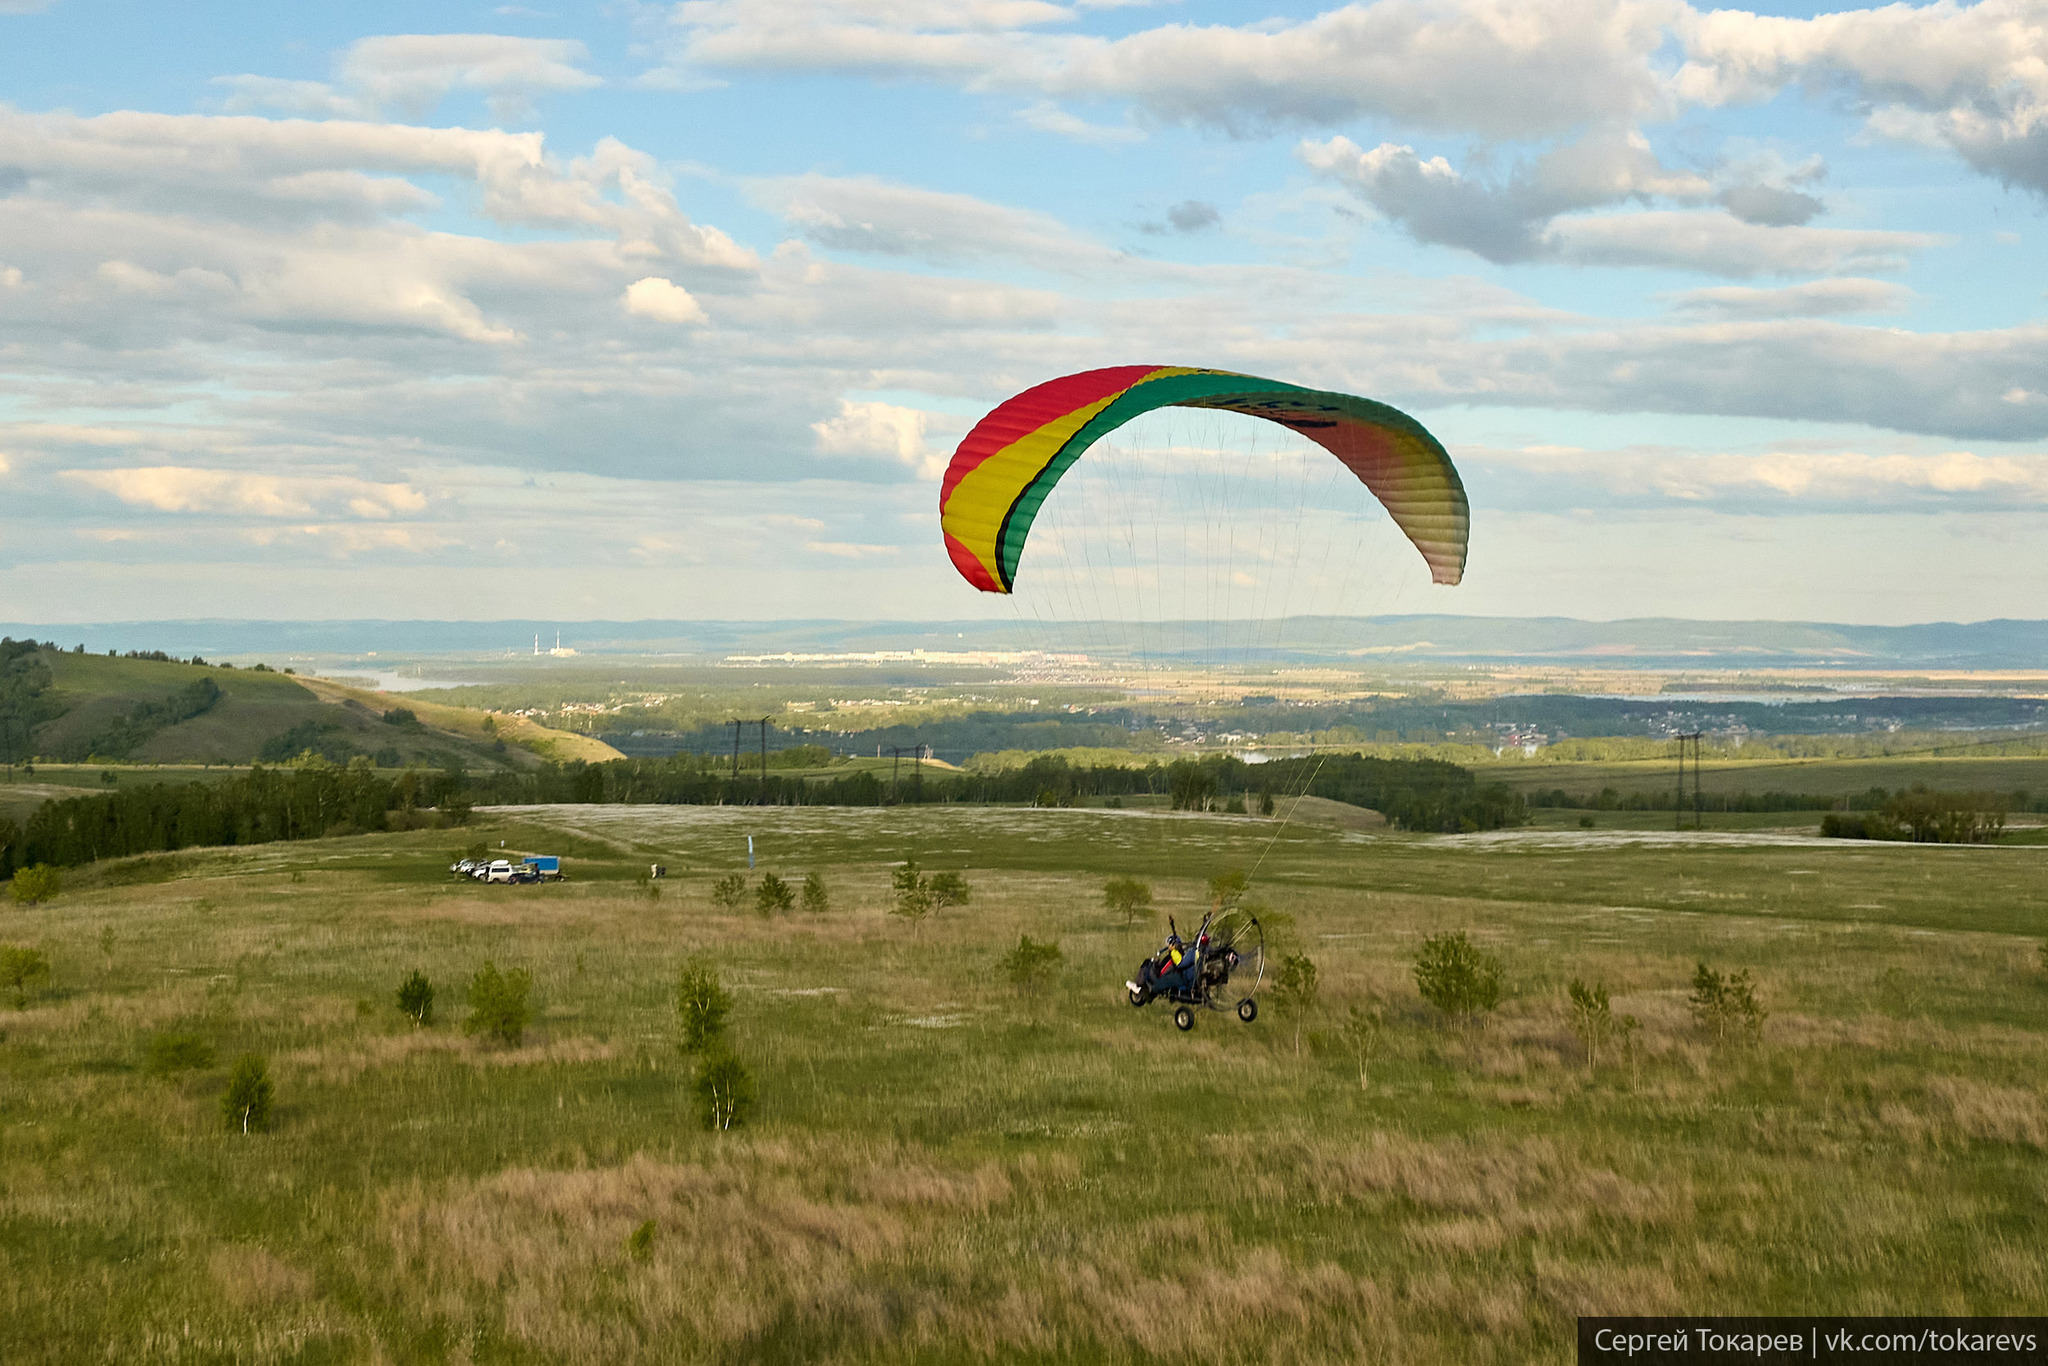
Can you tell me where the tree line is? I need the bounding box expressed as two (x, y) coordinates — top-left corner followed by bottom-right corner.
(1, 748), (1528, 879)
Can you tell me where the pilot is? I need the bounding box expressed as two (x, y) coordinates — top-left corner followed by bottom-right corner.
(1131, 927), (1195, 995)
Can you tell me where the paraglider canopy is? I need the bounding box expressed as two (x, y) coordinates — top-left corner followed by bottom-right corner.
(939, 366), (1468, 595)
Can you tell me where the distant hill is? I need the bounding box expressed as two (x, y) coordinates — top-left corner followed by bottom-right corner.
(1, 642), (618, 769)
(8, 617), (2047, 670)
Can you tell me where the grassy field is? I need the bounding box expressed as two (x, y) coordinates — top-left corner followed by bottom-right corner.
(1472, 753), (2048, 801)
(4, 806), (2048, 1362)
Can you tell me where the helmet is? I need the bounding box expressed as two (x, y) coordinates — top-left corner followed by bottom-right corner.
(1166, 933), (1184, 949)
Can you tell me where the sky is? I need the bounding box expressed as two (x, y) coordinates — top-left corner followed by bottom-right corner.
(1, 0), (2046, 627)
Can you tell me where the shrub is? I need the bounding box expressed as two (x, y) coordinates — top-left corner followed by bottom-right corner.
(1567, 978), (1613, 1073)
(627, 1219), (657, 1262)
(693, 1049), (754, 1131)
(10, 864), (60, 906)
(1690, 963), (1765, 1043)
(800, 873), (830, 915)
(927, 871), (971, 910)
(755, 872), (794, 916)
(146, 1031), (216, 1077)
(1339, 1003), (1383, 1090)
(0, 944), (50, 1008)
(220, 1055), (274, 1133)
(463, 961), (532, 1046)
(997, 934), (1063, 996)
(1207, 868), (1248, 909)
(890, 859), (935, 928)
(1101, 877), (1153, 925)
(675, 959), (732, 1054)
(1413, 931), (1502, 1023)
(710, 872), (748, 912)
(1258, 791), (1276, 817)
(397, 970), (434, 1027)
(1273, 953), (1320, 1055)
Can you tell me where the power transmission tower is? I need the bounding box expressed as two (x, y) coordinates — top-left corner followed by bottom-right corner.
(758, 716), (771, 805)
(886, 744), (925, 804)
(1674, 731), (1705, 830)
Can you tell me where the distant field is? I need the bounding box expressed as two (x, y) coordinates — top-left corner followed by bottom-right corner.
(1472, 754), (2048, 801)
(5, 806), (2047, 1361)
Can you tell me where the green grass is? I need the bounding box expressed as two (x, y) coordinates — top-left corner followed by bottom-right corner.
(4, 807), (2047, 1362)
(1474, 753), (2048, 801)
(28, 652), (518, 771)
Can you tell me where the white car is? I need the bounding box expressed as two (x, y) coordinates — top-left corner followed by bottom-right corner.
(485, 859), (515, 883)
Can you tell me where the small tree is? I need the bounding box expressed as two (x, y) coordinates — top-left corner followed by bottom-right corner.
(694, 1049), (754, 1130)
(997, 934), (1063, 1000)
(1567, 978), (1613, 1074)
(220, 1055), (274, 1134)
(710, 872), (748, 912)
(1272, 953), (1320, 1055)
(1413, 931), (1503, 1025)
(1339, 1003), (1383, 1091)
(890, 859), (935, 930)
(1618, 1014), (1642, 1090)
(10, 864), (60, 906)
(397, 970), (434, 1027)
(1207, 868), (1248, 909)
(927, 871), (971, 911)
(1258, 790), (1277, 817)
(463, 961), (533, 1046)
(1101, 877), (1154, 926)
(755, 872), (794, 916)
(675, 959), (732, 1054)
(1689, 963), (1765, 1044)
(801, 873), (830, 915)
(0, 945), (50, 1008)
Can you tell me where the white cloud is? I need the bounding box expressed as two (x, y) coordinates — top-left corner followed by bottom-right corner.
(220, 34), (602, 124)
(622, 276), (710, 324)
(804, 540), (902, 557)
(812, 399), (946, 478)
(1549, 212), (1939, 277)
(62, 467), (429, 519)
(750, 172), (1118, 271)
(1677, 0), (2048, 195)
(1483, 444), (2048, 507)
(660, 0), (1678, 139)
(1015, 101), (1144, 145)
(1667, 278), (1912, 319)
(1304, 133), (1933, 275)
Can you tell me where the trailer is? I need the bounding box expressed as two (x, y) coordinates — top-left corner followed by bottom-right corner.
(523, 855), (563, 880)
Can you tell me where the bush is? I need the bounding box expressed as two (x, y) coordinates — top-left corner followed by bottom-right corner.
(693, 1049), (754, 1130)
(0, 944), (50, 1008)
(397, 970), (434, 1027)
(220, 1055), (274, 1133)
(1690, 963), (1765, 1043)
(927, 871), (971, 910)
(146, 1031), (216, 1077)
(997, 934), (1063, 995)
(1413, 931), (1502, 1023)
(755, 872), (794, 916)
(710, 872), (748, 912)
(1207, 868), (1248, 908)
(627, 1219), (658, 1262)
(10, 864), (60, 906)
(1273, 953), (1320, 1055)
(1339, 1003), (1383, 1090)
(800, 873), (830, 915)
(1567, 978), (1613, 1072)
(463, 961), (532, 1046)
(1101, 876), (1153, 925)
(890, 859), (935, 928)
(675, 959), (731, 1054)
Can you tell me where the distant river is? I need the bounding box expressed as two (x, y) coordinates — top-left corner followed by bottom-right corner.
(325, 670), (482, 694)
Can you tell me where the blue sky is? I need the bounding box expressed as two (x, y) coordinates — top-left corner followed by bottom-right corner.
(2, 0), (2045, 626)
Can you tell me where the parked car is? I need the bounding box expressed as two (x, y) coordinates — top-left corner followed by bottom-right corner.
(485, 860), (515, 883)
(451, 859), (476, 875)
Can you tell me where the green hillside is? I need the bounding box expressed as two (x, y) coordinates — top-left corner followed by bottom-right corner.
(4, 644), (529, 772)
